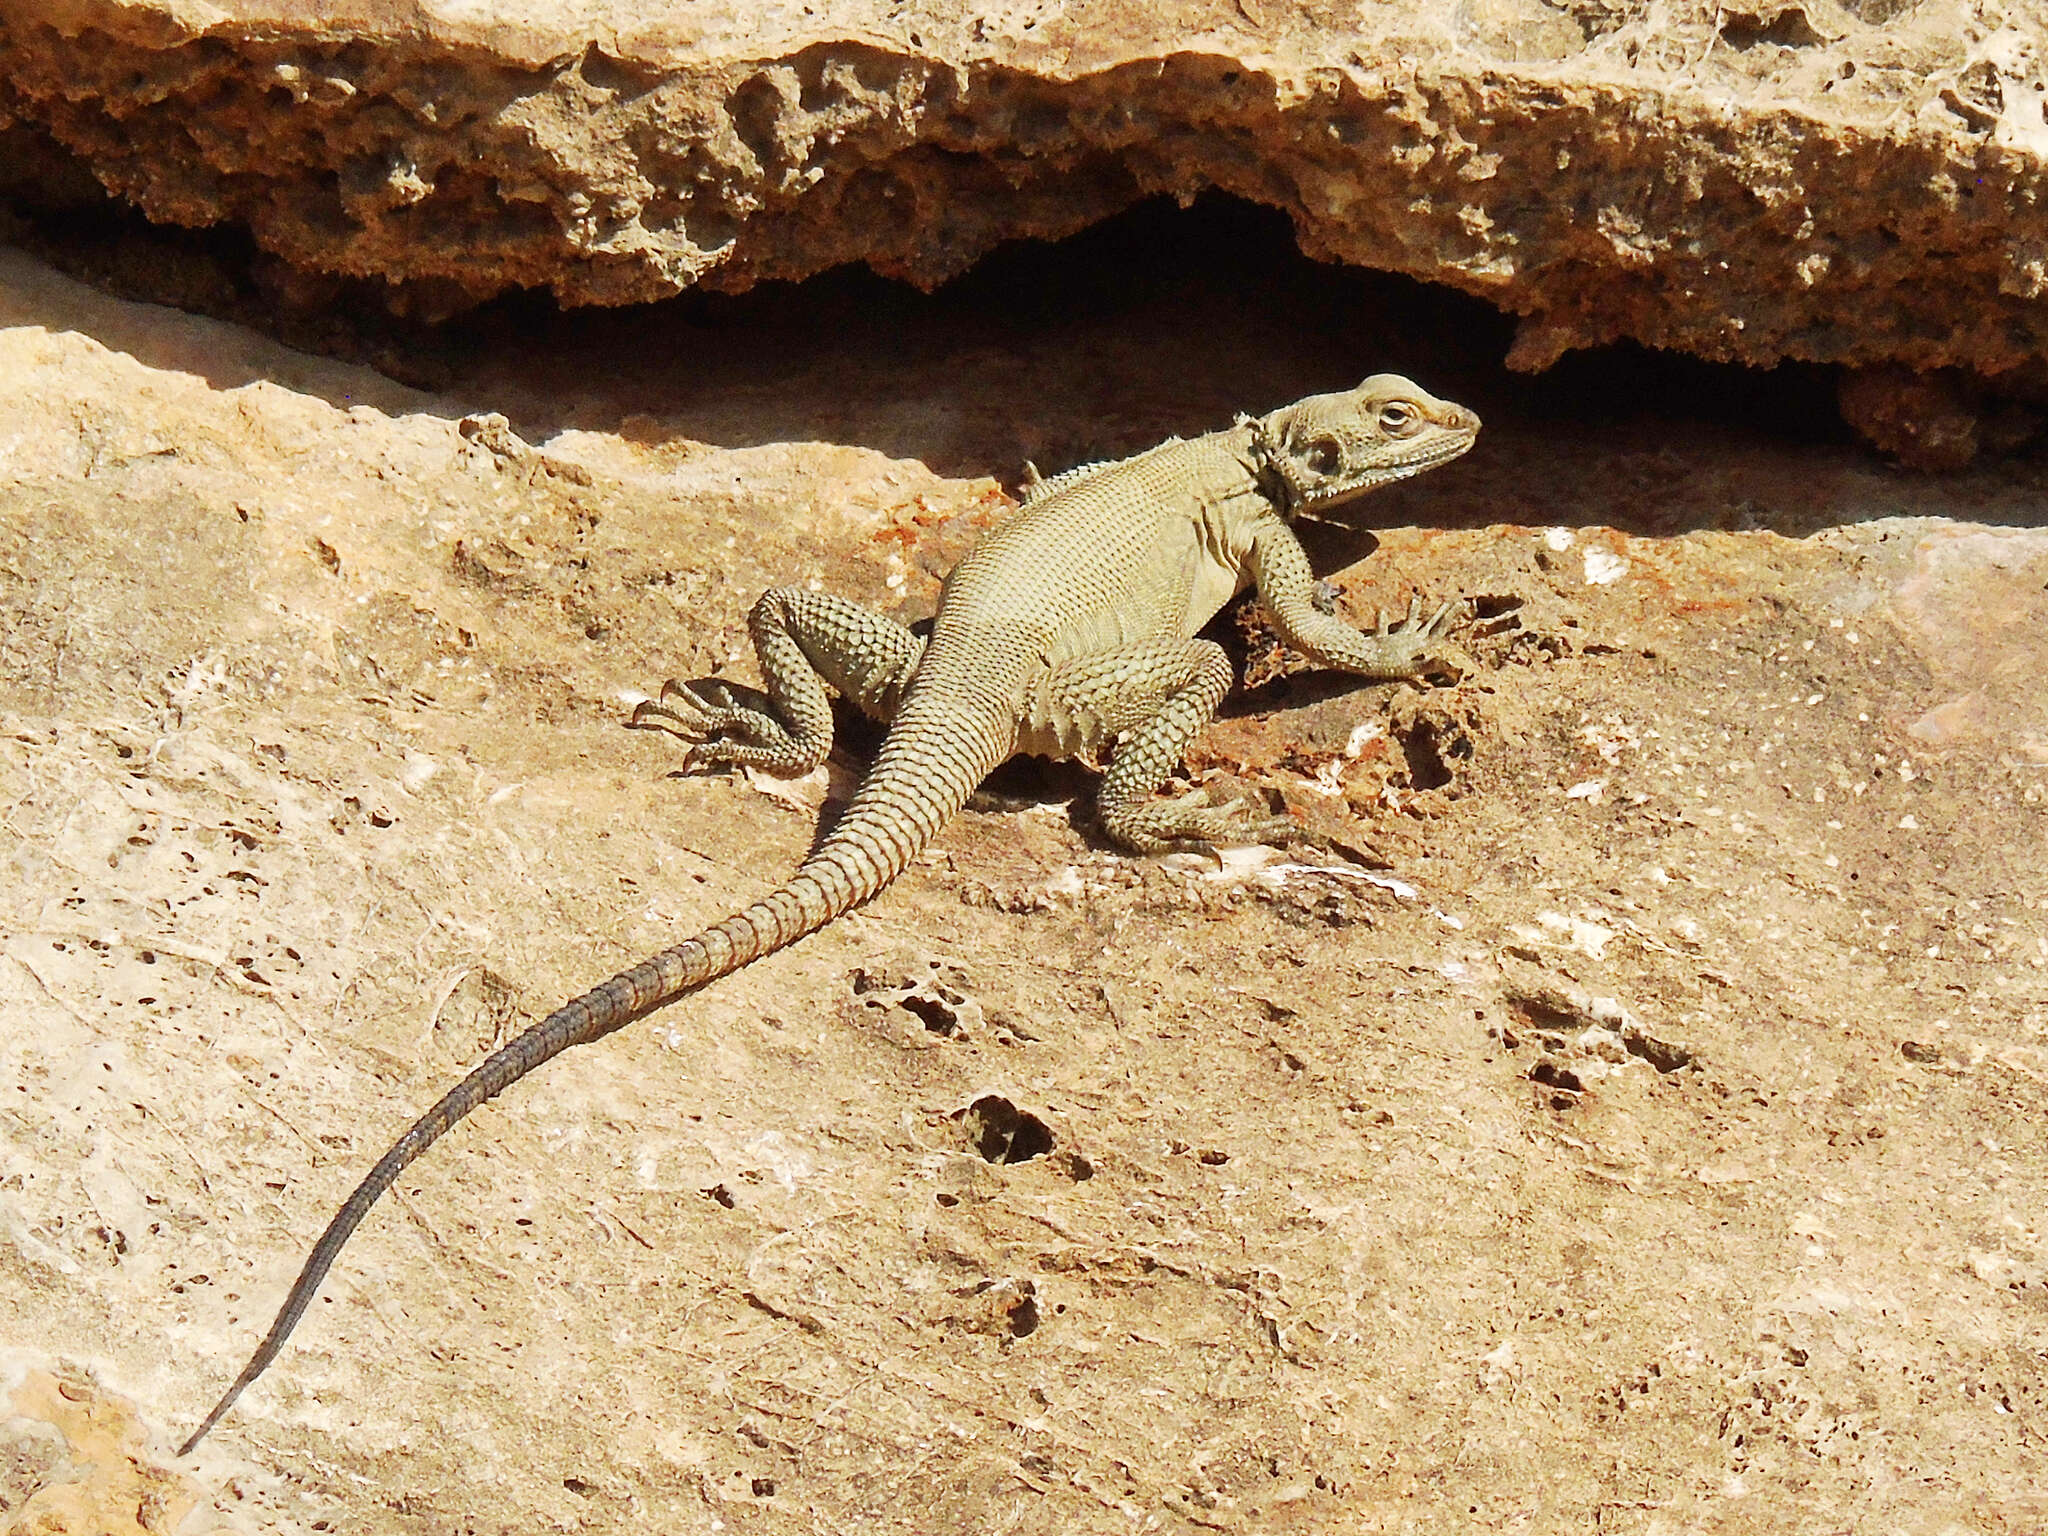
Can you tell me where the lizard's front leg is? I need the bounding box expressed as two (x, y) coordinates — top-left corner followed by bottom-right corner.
(1249, 514), (1463, 678)
(631, 588), (925, 774)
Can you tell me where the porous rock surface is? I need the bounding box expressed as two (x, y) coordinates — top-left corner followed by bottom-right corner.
(5, 0), (2048, 377)
(2, 235), (2045, 1536)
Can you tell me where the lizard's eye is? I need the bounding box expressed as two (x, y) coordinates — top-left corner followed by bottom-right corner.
(1378, 402), (1419, 436)
(1302, 437), (1341, 474)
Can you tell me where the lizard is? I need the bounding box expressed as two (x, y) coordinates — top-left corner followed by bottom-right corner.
(177, 373), (1480, 1454)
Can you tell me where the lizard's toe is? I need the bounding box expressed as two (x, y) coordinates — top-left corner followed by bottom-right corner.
(1107, 792), (1308, 855)
(628, 697), (705, 738)
(1228, 810), (1312, 849)
(630, 679), (801, 773)
(656, 677), (712, 715)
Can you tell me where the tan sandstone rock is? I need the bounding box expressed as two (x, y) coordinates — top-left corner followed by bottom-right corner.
(4, 6), (2048, 1534)
(5, 0), (2048, 381)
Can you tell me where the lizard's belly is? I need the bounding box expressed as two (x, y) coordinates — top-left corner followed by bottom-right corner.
(1039, 604), (1159, 671)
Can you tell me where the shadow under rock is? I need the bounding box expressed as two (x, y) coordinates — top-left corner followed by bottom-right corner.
(15, 158), (2048, 539)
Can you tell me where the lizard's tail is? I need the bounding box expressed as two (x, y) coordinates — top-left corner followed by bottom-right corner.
(177, 795), (929, 1456)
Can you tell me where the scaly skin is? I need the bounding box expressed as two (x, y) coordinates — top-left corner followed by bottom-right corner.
(178, 374), (1479, 1453)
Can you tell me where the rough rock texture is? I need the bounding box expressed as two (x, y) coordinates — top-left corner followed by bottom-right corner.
(7, 0), (2048, 380)
(1, 219), (2045, 1533)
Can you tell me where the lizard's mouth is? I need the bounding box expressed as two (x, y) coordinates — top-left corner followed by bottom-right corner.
(1305, 428), (1478, 513)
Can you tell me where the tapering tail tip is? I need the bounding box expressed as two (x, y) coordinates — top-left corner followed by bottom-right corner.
(177, 1407), (223, 1458)
(180, 1359), (265, 1454)
(168, 876), (855, 1452)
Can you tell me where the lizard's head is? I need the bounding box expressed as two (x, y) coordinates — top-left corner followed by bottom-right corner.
(1246, 374), (1480, 518)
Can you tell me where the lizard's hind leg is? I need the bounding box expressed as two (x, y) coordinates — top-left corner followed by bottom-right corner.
(1049, 639), (1300, 855)
(632, 588), (925, 774)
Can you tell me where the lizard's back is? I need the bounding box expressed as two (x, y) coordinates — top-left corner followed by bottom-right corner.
(926, 431), (1258, 691)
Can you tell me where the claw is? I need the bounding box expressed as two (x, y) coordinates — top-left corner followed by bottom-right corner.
(1369, 593), (1460, 643)
(693, 680), (747, 714)
(675, 744), (731, 775)
(628, 698), (702, 738)
(629, 702), (733, 769)
(656, 679), (725, 723)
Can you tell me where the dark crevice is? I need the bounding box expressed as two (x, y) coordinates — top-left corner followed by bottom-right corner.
(0, 116), (1922, 523)
(1718, 8), (1828, 50)
(956, 1095), (1053, 1165)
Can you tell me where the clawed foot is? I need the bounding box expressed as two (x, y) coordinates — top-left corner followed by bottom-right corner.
(629, 677), (796, 772)
(1106, 785), (1319, 861)
(1365, 594), (1469, 679)
(1369, 592), (1458, 643)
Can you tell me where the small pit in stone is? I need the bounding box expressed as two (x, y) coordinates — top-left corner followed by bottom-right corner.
(852, 960), (983, 1036)
(1530, 1059), (1584, 1111)
(955, 1094), (1054, 1165)
(1002, 1285), (1040, 1337)
(900, 993), (962, 1033)
(1397, 714), (1460, 793)
(1718, 6), (1829, 50)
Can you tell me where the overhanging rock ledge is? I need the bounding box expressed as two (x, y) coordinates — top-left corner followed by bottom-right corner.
(4, 0), (2047, 380)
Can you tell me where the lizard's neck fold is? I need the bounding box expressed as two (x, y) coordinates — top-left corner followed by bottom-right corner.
(1233, 416), (1302, 518)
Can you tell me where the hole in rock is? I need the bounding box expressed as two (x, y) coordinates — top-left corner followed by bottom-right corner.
(956, 1094), (1054, 1165)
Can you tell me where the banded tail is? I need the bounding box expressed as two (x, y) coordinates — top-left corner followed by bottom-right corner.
(177, 742), (974, 1455)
